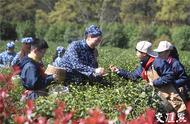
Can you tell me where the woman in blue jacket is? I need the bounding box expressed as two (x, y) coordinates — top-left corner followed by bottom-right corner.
(56, 25), (106, 83)
(11, 37), (34, 66)
(154, 41), (190, 101)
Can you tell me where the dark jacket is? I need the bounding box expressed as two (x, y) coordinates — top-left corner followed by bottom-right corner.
(167, 57), (189, 87)
(116, 57), (174, 87)
(19, 56), (54, 90)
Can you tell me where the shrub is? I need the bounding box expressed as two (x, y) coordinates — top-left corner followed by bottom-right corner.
(155, 25), (170, 38)
(171, 25), (190, 51)
(35, 10), (49, 39)
(45, 22), (67, 43)
(16, 20), (35, 39)
(101, 23), (128, 48)
(0, 21), (17, 40)
(63, 23), (82, 43)
(45, 22), (82, 44)
(35, 47), (160, 119)
(1, 45), (190, 122)
(138, 24), (157, 43)
(123, 23), (140, 48)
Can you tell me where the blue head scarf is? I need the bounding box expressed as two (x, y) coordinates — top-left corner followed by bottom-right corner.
(56, 46), (65, 57)
(85, 25), (102, 37)
(21, 37), (33, 44)
(6, 41), (15, 49)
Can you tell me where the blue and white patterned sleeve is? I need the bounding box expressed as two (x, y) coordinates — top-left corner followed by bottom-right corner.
(0, 53), (4, 67)
(11, 53), (20, 66)
(60, 42), (95, 77)
(52, 57), (61, 67)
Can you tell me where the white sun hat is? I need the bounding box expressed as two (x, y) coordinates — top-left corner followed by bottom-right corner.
(154, 41), (173, 53)
(136, 41), (158, 57)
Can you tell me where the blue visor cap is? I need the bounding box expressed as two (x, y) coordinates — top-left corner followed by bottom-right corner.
(21, 37), (33, 44)
(7, 41), (15, 49)
(85, 25), (102, 37)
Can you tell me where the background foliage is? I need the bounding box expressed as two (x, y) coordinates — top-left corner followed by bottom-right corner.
(1, 0), (190, 50)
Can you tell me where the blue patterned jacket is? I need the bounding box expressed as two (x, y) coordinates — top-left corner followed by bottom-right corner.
(52, 56), (62, 67)
(56, 40), (98, 82)
(0, 51), (16, 67)
(11, 52), (20, 66)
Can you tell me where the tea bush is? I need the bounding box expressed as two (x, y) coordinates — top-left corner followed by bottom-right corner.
(16, 20), (35, 39)
(171, 25), (190, 51)
(0, 41), (190, 122)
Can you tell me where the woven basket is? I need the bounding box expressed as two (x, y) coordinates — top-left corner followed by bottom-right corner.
(45, 64), (66, 82)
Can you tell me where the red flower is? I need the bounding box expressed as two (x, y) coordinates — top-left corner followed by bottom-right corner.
(14, 115), (26, 124)
(79, 108), (108, 124)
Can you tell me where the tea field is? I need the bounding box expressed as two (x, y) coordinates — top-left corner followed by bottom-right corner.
(0, 41), (190, 123)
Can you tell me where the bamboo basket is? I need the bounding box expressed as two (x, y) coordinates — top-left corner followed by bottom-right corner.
(45, 64), (66, 82)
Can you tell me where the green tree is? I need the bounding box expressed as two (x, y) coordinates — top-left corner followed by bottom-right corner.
(35, 0), (59, 12)
(48, 0), (103, 24)
(0, 21), (17, 40)
(120, 0), (158, 23)
(45, 22), (67, 43)
(99, 0), (121, 23)
(48, 0), (78, 24)
(0, 0), (36, 22)
(156, 0), (190, 24)
(171, 26), (190, 51)
(101, 23), (128, 48)
(16, 21), (35, 39)
(35, 10), (49, 38)
(76, 0), (103, 23)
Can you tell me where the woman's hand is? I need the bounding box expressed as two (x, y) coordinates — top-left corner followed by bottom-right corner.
(53, 74), (59, 82)
(95, 67), (106, 76)
(109, 65), (119, 73)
